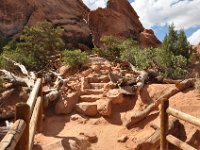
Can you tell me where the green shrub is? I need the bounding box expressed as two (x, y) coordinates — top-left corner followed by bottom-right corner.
(62, 49), (88, 67)
(154, 48), (187, 79)
(92, 32), (190, 79)
(120, 44), (154, 70)
(0, 21), (64, 71)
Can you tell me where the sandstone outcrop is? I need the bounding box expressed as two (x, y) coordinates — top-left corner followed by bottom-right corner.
(89, 0), (161, 48)
(0, 0), (93, 49)
(55, 92), (80, 115)
(0, 0), (160, 49)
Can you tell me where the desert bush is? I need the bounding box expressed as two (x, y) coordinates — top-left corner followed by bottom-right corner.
(121, 47), (155, 70)
(62, 49), (88, 67)
(0, 21), (64, 71)
(94, 36), (125, 61)
(154, 48), (187, 79)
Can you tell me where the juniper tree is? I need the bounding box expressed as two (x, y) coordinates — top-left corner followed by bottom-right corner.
(0, 21), (64, 70)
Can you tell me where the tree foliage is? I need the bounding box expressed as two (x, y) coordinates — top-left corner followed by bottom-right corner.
(94, 34), (190, 79)
(0, 21), (64, 71)
(62, 49), (88, 67)
(162, 24), (191, 59)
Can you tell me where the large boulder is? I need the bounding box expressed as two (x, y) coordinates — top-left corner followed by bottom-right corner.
(0, 0), (93, 49)
(55, 92), (79, 115)
(106, 89), (125, 104)
(97, 98), (112, 116)
(139, 29), (161, 48)
(76, 102), (98, 117)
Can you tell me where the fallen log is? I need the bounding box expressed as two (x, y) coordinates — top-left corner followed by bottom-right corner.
(125, 78), (195, 128)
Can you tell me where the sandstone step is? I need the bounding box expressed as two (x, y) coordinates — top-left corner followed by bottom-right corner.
(83, 89), (104, 95)
(90, 83), (106, 89)
(86, 75), (109, 83)
(80, 94), (103, 102)
(100, 70), (109, 75)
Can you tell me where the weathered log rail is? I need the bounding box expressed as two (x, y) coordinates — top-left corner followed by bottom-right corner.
(160, 99), (200, 150)
(0, 78), (43, 150)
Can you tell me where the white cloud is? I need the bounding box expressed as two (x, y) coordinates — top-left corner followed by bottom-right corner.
(82, 0), (108, 10)
(131, 0), (200, 30)
(188, 29), (200, 45)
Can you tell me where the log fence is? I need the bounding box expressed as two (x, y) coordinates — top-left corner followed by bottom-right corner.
(160, 98), (200, 150)
(0, 78), (43, 150)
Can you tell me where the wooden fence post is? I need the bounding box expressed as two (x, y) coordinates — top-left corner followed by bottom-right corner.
(160, 98), (169, 150)
(37, 74), (44, 132)
(15, 103), (30, 150)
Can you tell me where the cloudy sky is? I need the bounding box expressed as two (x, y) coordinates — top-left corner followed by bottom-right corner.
(82, 0), (200, 45)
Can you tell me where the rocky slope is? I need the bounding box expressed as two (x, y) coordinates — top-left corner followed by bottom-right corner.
(89, 0), (161, 48)
(0, 0), (160, 49)
(0, 0), (93, 49)
(33, 55), (200, 150)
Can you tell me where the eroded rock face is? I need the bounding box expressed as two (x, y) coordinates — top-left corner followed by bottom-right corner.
(139, 29), (161, 48)
(89, 0), (161, 48)
(0, 0), (160, 49)
(0, 0), (93, 49)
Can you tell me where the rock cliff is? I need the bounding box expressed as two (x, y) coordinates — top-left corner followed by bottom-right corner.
(89, 0), (161, 48)
(0, 0), (93, 49)
(0, 0), (160, 49)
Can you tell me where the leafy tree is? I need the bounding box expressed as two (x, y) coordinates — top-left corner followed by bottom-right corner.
(62, 49), (88, 67)
(162, 24), (191, 59)
(0, 22), (64, 70)
(178, 30), (191, 59)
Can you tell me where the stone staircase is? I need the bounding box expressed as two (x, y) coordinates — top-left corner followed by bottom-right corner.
(76, 56), (114, 116)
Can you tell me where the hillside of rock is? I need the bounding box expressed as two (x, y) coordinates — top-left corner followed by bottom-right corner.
(0, 0), (93, 49)
(0, 0), (161, 49)
(89, 0), (161, 48)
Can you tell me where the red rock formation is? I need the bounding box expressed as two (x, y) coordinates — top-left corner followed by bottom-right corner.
(194, 43), (200, 53)
(0, 0), (160, 49)
(0, 0), (93, 49)
(89, 0), (161, 48)
(139, 29), (161, 48)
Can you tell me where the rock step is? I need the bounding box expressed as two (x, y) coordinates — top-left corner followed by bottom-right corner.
(99, 70), (109, 75)
(90, 83), (106, 89)
(86, 75), (109, 83)
(80, 94), (104, 102)
(82, 89), (104, 95)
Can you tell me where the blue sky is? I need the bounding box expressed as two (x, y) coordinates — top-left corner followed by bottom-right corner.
(83, 0), (200, 45)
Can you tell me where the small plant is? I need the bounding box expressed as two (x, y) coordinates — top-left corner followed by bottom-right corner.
(95, 36), (125, 61)
(62, 49), (88, 67)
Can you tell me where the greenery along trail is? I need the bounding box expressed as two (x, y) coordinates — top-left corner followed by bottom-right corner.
(0, 22), (194, 81)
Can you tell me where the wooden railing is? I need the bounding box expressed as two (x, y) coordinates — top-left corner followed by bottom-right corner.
(0, 78), (43, 150)
(160, 98), (200, 150)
